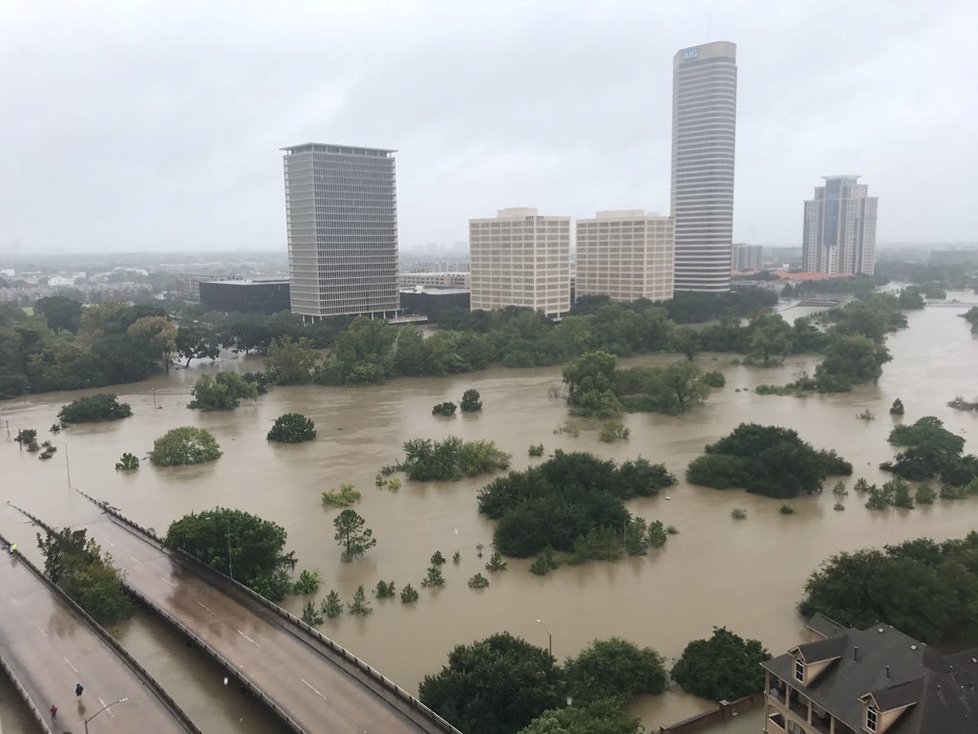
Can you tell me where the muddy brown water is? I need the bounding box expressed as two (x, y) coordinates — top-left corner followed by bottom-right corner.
(1, 304), (976, 732)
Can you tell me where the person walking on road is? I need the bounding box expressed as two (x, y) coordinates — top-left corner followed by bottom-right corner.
(49, 704), (58, 719)
(75, 682), (84, 697)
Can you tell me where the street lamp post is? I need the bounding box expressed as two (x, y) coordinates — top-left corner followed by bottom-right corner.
(84, 697), (128, 733)
(536, 618), (552, 658)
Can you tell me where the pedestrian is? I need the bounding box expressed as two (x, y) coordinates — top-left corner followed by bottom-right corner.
(75, 682), (84, 697)
(49, 704), (58, 719)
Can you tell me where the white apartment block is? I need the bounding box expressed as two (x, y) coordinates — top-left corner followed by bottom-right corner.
(803, 176), (878, 276)
(469, 208), (570, 317)
(576, 210), (675, 303)
(397, 271), (470, 289)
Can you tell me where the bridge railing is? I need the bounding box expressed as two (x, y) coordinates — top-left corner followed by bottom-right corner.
(0, 518), (202, 734)
(75, 488), (464, 734)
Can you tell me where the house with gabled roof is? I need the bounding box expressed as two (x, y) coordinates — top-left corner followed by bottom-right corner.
(761, 616), (978, 733)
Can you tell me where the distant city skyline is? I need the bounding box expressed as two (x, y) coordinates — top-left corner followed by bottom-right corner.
(1, 2), (976, 253)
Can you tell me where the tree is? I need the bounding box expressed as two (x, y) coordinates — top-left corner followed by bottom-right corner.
(127, 315), (177, 373)
(815, 334), (891, 391)
(460, 388), (483, 412)
(34, 295), (82, 333)
(164, 507), (296, 600)
(333, 509), (376, 560)
(267, 413), (317, 443)
(321, 590), (343, 618)
(58, 393), (132, 424)
(264, 337), (320, 384)
(349, 585), (372, 615)
(562, 351), (621, 418)
(432, 401), (457, 416)
(519, 701), (643, 734)
(670, 326), (701, 361)
(115, 452), (139, 470)
(564, 638), (667, 705)
(188, 372), (259, 410)
(149, 426), (222, 466)
(175, 324), (221, 366)
(747, 314), (793, 366)
(419, 632), (564, 734)
(671, 627), (769, 701)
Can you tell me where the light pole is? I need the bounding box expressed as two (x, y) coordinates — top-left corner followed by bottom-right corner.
(536, 618), (552, 658)
(84, 697), (128, 733)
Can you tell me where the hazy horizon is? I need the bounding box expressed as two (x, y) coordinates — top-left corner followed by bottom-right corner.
(2, 1), (976, 253)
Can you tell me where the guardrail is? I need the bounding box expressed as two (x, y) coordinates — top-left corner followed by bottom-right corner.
(0, 517), (201, 734)
(73, 488), (463, 734)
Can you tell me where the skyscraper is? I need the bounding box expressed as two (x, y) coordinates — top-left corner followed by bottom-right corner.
(576, 210), (674, 303)
(469, 208), (570, 317)
(282, 143), (399, 320)
(670, 41), (737, 292)
(803, 176), (878, 275)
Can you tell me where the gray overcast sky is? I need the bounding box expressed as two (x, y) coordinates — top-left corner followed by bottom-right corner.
(2, 0), (976, 253)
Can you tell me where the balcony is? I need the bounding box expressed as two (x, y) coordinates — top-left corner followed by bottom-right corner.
(765, 713), (787, 733)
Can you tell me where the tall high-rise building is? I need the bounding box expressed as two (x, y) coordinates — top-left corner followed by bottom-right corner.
(671, 41), (738, 292)
(469, 208), (570, 317)
(802, 176), (878, 275)
(576, 210), (674, 303)
(282, 143), (399, 320)
(732, 243), (763, 271)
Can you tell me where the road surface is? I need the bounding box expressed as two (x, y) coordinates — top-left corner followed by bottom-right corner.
(0, 549), (198, 734)
(82, 515), (448, 734)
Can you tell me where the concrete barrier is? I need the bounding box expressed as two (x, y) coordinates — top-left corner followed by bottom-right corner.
(659, 693), (764, 734)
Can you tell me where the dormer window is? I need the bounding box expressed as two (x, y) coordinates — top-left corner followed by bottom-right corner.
(794, 658), (805, 683)
(866, 705), (879, 732)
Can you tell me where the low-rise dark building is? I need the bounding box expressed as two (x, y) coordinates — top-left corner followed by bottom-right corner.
(199, 279), (290, 314)
(399, 288), (470, 319)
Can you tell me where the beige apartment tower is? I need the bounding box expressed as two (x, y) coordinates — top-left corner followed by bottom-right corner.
(469, 208), (570, 317)
(803, 175), (878, 275)
(576, 210), (675, 303)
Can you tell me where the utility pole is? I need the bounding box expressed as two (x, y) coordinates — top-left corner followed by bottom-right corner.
(536, 618), (552, 658)
(84, 697), (128, 733)
(64, 440), (71, 488)
(227, 518), (233, 579)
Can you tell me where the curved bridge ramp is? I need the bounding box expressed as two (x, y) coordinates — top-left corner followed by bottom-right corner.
(0, 534), (200, 734)
(79, 510), (459, 734)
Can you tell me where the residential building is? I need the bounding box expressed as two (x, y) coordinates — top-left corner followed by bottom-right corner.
(282, 143), (399, 320)
(762, 614), (978, 733)
(575, 210), (674, 302)
(199, 279), (291, 314)
(399, 287), (470, 318)
(802, 176), (878, 276)
(671, 41), (738, 292)
(398, 271), (470, 289)
(733, 244), (763, 271)
(469, 208), (570, 317)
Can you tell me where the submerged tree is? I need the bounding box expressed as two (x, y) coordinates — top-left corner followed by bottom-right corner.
(332, 509), (376, 561)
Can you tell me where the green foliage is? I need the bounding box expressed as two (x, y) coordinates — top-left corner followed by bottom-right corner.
(624, 517), (649, 555)
(519, 700), (643, 734)
(599, 421), (630, 442)
(530, 547), (560, 576)
(292, 569), (320, 595)
(34, 295), (82, 333)
(265, 337), (320, 385)
(479, 451), (676, 558)
(115, 452), (140, 471)
(832, 481), (848, 496)
(149, 426), (221, 466)
(388, 476), (402, 490)
(701, 370), (725, 387)
(422, 565), (446, 588)
(562, 351), (622, 418)
(375, 580), (396, 598)
(565, 637), (667, 705)
(58, 393), (132, 424)
(731, 508), (747, 520)
(834, 503), (846, 511)
(431, 550), (446, 566)
(671, 627), (769, 701)
(815, 334), (892, 392)
(779, 504), (795, 515)
(319, 318), (396, 385)
(432, 401), (457, 416)
(670, 326), (701, 361)
(164, 507), (297, 601)
(453, 551), (461, 564)
(333, 509), (376, 560)
(188, 371), (259, 410)
(15, 428), (38, 447)
(419, 632), (564, 734)
(485, 552), (508, 572)
(528, 444), (545, 457)
(468, 572), (490, 589)
(747, 312), (794, 366)
(963, 307), (978, 333)
(647, 521), (668, 549)
(400, 583), (419, 604)
(890, 398), (905, 415)
(349, 585), (372, 615)
(37, 527), (133, 625)
(460, 389), (483, 412)
(685, 423), (852, 498)
(321, 590), (343, 618)
(398, 436), (511, 481)
(882, 416), (977, 485)
(301, 600), (324, 626)
(267, 412), (317, 443)
(915, 483), (936, 505)
(799, 534), (978, 643)
(175, 324), (221, 366)
(321, 483), (361, 508)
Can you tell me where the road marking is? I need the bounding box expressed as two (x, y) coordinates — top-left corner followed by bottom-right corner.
(129, 555), (144, 565)
(97, 697), (117, 718)
(63, 656), (79, 673)
(103, 539), (116, 547)
(237, 629), (261, 648)
(196, 601), (215, 614)
(36, 626), (47, 637)
(300, 677), (328, 701)
(159, 575), (176, 588)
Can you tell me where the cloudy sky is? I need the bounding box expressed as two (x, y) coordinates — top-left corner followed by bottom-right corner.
(1, 0), (976, 253)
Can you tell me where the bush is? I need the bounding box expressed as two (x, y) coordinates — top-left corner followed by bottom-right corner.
(267, 413), (317, 443)
(889, 398), (905, 415)
(432, 401), (457, 417)
(301, 601), (324, 626)
(431, 550), (446, 566)
(565, 638), (668, 705)
(292, 569), (320, 595)
(149, 427), (221, 466)
(398, 437), (511, 481)
(400, 583), (419, 603)
(915, 483), (936, 505)
(321, 483), (361, 508)
(349, 585), (372, 615)
(421, 565), (445, 588)
(115, 452), (139, 471)
(599, 421), (630, 442)
(58, 393), (132, 424)
(375, 580), (396, 598)
(702, 370), (726, 388)
(468, 573), (490, 589)
(321, 590), (343, 618)
(485, 552), (508, 572)
(528, 444), (544, 457)
(188, 372), (259, 411)
(780, 504), (795, 515)
(671, 628), (769, 700)
(529, 548), (560, 576)
(731, 508), (747, 520)
(460, 389), (483, 412)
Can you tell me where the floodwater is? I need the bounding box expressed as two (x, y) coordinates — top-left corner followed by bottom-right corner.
(1, 304), (976, 733)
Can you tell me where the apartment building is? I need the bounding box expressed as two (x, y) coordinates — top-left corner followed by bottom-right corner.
(762, 615), (978, 733)
(575, 210), (674, 302)
(803, 176), (878, 276)
(733, 244), (763, 271)
(469, 208), (570, 317)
